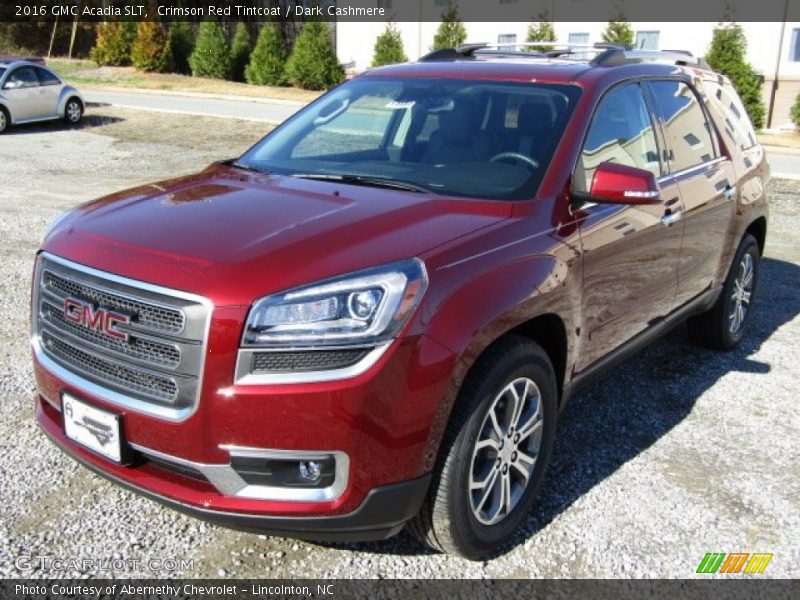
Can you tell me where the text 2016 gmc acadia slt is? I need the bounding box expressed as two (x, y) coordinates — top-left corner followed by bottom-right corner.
(32, 45), (768, 559)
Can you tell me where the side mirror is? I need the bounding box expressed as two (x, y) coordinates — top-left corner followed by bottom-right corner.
(585, 162), (661, 205)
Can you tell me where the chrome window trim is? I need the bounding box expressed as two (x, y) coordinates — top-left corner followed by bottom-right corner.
(32, 252), (213, 423)
(130, 442), (349, 502)
(233, 341), (392, 385)
(657, 156), (727, 185)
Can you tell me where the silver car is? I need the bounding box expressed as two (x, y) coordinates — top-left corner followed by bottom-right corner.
(0, 60), (84, 133)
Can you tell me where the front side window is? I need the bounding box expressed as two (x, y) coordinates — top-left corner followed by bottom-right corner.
(238, 78), (581, 200)
(575, 82), (660, 192)
(648, 80), (717, 173)
(4, 67), (39, 90)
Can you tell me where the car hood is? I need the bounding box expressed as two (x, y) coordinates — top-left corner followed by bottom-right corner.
(44, 163), (512, 305)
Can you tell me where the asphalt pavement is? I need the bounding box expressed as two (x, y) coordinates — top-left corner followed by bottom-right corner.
(83, 89), (302, 125)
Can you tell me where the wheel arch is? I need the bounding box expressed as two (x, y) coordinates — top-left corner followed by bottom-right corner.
(744, 216), (767, 256)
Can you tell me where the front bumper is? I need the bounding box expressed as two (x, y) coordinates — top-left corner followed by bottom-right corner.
(38, 404), (430, 542)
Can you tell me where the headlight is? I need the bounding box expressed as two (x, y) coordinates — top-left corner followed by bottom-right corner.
(242, 259), (427, 347)
(43, 208), (76, 242)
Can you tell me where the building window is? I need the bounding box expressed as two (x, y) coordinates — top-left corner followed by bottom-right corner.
(498, 34), (517, 52)
(636, 31), (660, 50)
(568, 32), (590, 45)
(791, 28), (800, 62)
(433, 0), (450, 7)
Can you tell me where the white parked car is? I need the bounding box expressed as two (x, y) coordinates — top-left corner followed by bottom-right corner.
(0, 60), (84, 133)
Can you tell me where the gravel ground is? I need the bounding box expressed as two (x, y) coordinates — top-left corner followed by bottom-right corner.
(0, 108), (798, 579)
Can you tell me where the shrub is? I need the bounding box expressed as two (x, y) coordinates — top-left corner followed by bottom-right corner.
(285, 22), (344, 90)
(792, 94), (800, 129)
(131, 21), (172, 73)
(91, 22), (134, 66)
(706, 24), (766, 129)
(601, 20), (634, 47)
(245, 23), (287, 86)
(431, 3), (467, 51)
(526, 11), (555, 52)
(230, 22), (251, 83)
(168, 21), (194, 75)
(372, 23), (407, 67)
(188, 19), (231, 80)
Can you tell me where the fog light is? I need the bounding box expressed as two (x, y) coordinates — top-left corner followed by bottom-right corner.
(298, 460), (322, 483)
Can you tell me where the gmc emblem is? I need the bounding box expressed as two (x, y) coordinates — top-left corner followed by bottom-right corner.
(63, 298), (131, 342)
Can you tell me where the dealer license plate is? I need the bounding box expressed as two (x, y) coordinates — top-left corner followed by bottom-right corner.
(62, 394), (123, 463)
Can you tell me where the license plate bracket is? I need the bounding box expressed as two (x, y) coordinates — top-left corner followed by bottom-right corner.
(62, 393), (132, 464)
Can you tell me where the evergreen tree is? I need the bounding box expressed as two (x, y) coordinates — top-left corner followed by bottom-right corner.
(168, 21), (194, 75)
(91, 22), (133, 66)
(525, 11), (555, 52)
(285, 22), (344, 90)
(706, 24), (766, 129)
(230, 22), (251, 82)
(189, 19), (232, 80)
(131, 21), (172, 73)
(431, 4), (467, 51)
(245, 23), (287, 86)
(601, 20), (634, 47)
(791, 94), (800, 128)
(372, 23), (407, 67)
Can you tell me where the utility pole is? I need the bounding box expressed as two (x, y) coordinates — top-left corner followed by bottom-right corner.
(766, 0), (789, 129)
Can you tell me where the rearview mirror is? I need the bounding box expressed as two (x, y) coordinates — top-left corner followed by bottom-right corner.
(584, 162), (661, 205)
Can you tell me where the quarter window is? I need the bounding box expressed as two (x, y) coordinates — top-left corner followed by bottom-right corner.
(647, 80), (718, 172)
(35, 67), (61, 86)
(575, 83), (661, 192)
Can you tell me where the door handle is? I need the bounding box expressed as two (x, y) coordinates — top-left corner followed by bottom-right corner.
(723, 185), (736, 201)
(660, 208), (683, 227)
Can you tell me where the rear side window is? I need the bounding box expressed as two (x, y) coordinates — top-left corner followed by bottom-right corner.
(35, 67), (61, 86)
(705, 80), (757, 151)
(647, 80), (718, 173)
(575, 82), (661, 192)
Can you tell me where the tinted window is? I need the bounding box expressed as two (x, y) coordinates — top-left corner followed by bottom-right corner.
(648, 81), (717, 172)
(239, 78), (581, 200)
(0, 67), (5, 79)
(35, 67), (61, 85)
(4, 67), (39, 89)
(575, 83), (660, 192)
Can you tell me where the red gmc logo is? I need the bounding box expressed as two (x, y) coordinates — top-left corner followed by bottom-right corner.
(63, 298), (131, 342)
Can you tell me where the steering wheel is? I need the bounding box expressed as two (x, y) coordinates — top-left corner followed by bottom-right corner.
(489, 152), (539, 171)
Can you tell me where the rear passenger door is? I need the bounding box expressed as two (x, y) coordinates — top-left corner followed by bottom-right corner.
(574, 82), (683, 370)
(645, 79), (737, 307)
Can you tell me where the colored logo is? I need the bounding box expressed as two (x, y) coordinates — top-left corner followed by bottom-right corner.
(696, 553), (773, 574)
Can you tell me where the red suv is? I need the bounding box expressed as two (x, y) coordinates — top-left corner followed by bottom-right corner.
(32, 44), (768, 559)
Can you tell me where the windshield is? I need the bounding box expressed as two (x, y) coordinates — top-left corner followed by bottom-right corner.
(238, 78), (581, 200)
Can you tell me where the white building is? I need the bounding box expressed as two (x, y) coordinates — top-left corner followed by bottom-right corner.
(335, 21), (800, 128)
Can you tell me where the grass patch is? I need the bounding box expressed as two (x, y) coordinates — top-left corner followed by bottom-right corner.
(758, 131), (800, 150)
(47, 58), (322, 103)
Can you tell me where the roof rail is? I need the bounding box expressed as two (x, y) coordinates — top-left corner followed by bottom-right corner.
(591, 48), (712, 69)
(419, 41), (632, 62)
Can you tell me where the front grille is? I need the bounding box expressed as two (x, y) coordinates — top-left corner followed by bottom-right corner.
(41, 301), (181, 369)
(42, 331), (178, 403)
(43, 270), (185, 334)
(251, 349), (369, 373)
(34, 255), (210, 414)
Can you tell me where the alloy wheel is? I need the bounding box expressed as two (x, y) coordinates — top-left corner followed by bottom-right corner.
(469, 377), (544, 525)
(66, 101), (82, 123)
(729, 252), (754, 334)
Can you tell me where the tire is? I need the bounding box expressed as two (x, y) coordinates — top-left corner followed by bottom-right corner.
(0, 107), (9, 134)
(64, 98), (83, 125)
(408, 335), (557, 559)
(688, 234), (761, 350)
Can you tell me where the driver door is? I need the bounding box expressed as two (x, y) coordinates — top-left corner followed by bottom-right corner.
(574, 82), (682, 370)
(2, 67), (43, 121)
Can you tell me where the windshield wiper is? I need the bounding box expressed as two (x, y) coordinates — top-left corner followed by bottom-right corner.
(231, 161), (269, 174)
(291, 173), (430, 194)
